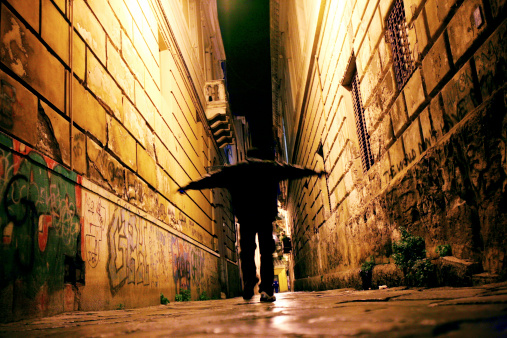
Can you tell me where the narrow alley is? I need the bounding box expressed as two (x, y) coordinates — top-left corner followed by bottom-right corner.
(0, 0), (506, 334)
(1, 283), (507, 337)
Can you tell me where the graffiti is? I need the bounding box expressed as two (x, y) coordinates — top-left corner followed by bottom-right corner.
(103, 201), (212, 296)
(94, 149), (125, 189)
(107, 207), (150, 295)
(0, 140), (82, 295)
(84, 193), (106, 268)
(171, 236), (205, 293)
(442, 67), (479, 130)
(383, 148), (418, 181)
(73, 133), (84, 157)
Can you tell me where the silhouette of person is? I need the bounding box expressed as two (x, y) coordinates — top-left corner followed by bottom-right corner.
(179, 147), (324, 301)
(229, 148), (278, 302)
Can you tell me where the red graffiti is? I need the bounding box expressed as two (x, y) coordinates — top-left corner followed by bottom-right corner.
(38, 215), (53, 252)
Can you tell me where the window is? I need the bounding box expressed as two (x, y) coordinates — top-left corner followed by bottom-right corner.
(386, 0), (415, 90)
(351, 72), (374, 172)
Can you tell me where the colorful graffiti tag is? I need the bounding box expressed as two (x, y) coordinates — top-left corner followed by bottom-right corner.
(0, 137), (82, 298)
(107, 207), (150, 295)
(171, 236), (205, 294)
(102, 196), (212, 297)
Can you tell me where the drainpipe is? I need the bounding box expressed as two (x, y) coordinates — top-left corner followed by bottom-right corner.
(69, 0), (74, 170)
(69, 0), (74, 171)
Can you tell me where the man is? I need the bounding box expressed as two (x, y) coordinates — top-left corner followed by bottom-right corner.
(228, 148), (278, 302)
(179, 148), (324, 302)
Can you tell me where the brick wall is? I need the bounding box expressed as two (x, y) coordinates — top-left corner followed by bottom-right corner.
(276, 0), (507, 289)
(0, 0), (238, 321)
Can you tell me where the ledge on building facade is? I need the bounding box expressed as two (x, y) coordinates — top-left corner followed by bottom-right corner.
(204, 80), (235, 148)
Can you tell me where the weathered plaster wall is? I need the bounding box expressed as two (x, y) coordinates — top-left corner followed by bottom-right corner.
(277, 0), (506, 289)
(0, 0), (238, 321)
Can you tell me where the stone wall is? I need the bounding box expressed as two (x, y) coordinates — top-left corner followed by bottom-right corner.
(276, 0), (506, 289)
(0, 0), (238, 321)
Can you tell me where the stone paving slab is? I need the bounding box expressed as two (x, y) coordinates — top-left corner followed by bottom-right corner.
(1, 283), (506, 337)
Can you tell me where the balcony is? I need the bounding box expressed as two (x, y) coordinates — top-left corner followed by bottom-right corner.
(204, 80), (235, 148)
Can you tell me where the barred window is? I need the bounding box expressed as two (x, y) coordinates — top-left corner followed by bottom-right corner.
(386, 0), (415, 90)
(351, 72), (374, 172)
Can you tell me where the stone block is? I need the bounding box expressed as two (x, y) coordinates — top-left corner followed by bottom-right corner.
(6, 0), (39, 32)
(0, 5), (66, 112)
(86, 0), (121, 48)
(378, 36), (392, 73)
(403, 68), (426, 119)
(74, 0), (106, 65)
(403, 0), (425, 24)
(87, 137), (126, 196)
(440, 62), (479, 130)
(364, 92), (384, 132)
(379, 153), (392, 189)
(419, 106), (435, 151)
(490, 0), (507, 18)
(138, 14), (159, 67)
(124, 97), (152, 153)
(402, 119), (423, 165)
(122, 31), (144, 85)
(356, 33), (371, 81)
(155, 135), (171, 173)
(87, 52), (123, 121)
(154, 107), (172, 149)
(388, 137), (406, 178)
(137, 143), (157, 188)
(425, 0), (459, 39)
(157, 165), (172, 199)
(434, 256), (481, 286)
(447, 0), (487, 64)
(135, 80), (155, 128)
(422, 34), (451, 95)
(40, 101), (70, 166)
(133, 22), (158, 80)
(107, 39), (135, 100)
(0, 70), (38, 146)
(72, 77), (107, 145)
(107, 116), (137, 171)
(127, 0), (143, 33)
(379, 0), (395, 22)
(368, 7), (383, 48)
(145, 72), (161, 111)
(360, 50), (381, 106)
(109, 0), (133, 39)
(337, 178), (347, 204)
(370, 114), (394, 162)
(73, 32), (86, 81)
(378, 68), (396, 110)
(429, 95), (445, 139)
(407, 10), (429, 63)
(473, 19), (507, 102)
(72, 128), (87, 175)
(53, 0), (65, 13)
(41, 0), (69, 65)
(390, 93), (409, 138)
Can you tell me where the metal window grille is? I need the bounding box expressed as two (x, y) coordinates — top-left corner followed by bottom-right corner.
(386, 0), (415, 90)
(351, 72), (374, 172)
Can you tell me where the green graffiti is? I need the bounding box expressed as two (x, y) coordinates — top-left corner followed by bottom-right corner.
(0, 144), (81, 297)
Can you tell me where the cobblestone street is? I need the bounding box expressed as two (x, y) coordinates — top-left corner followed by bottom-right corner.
(1, 282), (506, 337)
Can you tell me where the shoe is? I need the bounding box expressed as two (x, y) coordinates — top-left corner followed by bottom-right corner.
(260, 291), (276, 302)
(243, 277), (259, 300)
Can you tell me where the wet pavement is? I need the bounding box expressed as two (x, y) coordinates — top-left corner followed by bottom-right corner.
(1, 283), (507, 337)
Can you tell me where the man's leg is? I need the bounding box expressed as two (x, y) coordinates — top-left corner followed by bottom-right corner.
(239, 222), (258, 299)
(257, 220), (275, 297)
